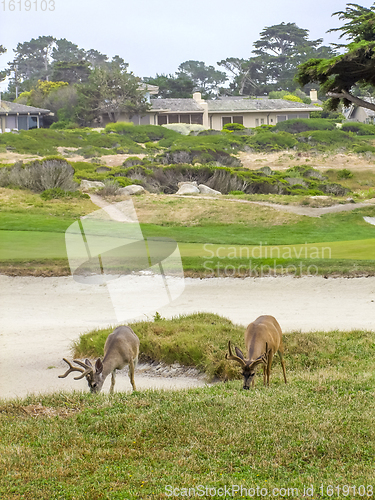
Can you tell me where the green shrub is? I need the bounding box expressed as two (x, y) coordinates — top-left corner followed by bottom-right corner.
(282, 94), (303, 103)
(297, 129), (352, 149)
(341, 122), (375, 135)
(247, 131), (297, 151)
(104, 122), (179, 142)
(222, 122), (245, 132)
(50, 121), (79, 130)
(352, 144), (375, 154)
(228, 190), (245, 195)
(337, 168), (354, 180)
(275, 119), (336, 134)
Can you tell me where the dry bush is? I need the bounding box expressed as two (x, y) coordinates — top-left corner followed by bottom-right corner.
(0, 159), (77, 192)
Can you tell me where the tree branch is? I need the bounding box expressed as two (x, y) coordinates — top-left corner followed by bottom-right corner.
(327, 89), (375, 111)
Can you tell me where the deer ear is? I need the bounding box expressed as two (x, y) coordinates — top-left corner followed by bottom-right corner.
(85, 358), (93, 367)
(95, 358), (103, 374)
(235, 347), (245, 360)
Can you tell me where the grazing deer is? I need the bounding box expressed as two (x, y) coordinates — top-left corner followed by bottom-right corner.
(59, 326), (140, 393)
(226, 315), (287, 389)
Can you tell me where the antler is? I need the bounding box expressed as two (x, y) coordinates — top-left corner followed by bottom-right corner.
(58, 358), (94, 380)
(225, 340), (246, 367)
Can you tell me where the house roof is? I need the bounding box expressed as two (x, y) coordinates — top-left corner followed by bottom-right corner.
(345, 97), (375, 119)
(0, 100), (50, 115)
(207, 98), (320, 113)
(150, 98), (204, 113)
(150, 97), (321, 115)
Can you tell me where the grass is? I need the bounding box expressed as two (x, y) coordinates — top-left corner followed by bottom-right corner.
(1, 190), (375, 276)
(1, 314), (375, 499)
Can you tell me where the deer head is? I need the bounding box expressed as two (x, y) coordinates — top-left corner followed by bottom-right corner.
(58, 357), (105, 393)
(226, 341), (269, 390)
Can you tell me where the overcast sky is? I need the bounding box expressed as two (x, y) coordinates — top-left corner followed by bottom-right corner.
(0, 0), (374, 84)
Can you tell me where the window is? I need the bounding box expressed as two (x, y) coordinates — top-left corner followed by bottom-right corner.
(168, 114), (179, 124)
(276, 115), (287, 122)
(191, 114), (203, 125)
(232, 116), (243, 125)
(223, 116), (243, 127)
(180, 115), (190, 124)
(158, 115), (167, 125)
(18, 116), (28, 130)
(261, 118), (264, 125)
(28, 116), (38, 129)
(255, 118), (259, 126)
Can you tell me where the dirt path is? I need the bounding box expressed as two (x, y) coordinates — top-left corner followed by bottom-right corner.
(1, 274), (375, 400)
(172, 194), (375, 217)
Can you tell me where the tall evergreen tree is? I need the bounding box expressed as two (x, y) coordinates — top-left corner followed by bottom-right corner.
(76, 66), (148, 125)
(297, 3), (375, 112)
(177, 60), (227, 97)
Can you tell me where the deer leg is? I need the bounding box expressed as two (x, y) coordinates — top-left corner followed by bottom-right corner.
(266, 352), (274, 387)
(129, 358), (136, 391)
(263, 364), (266, 386)
(278, 350), (287, 384)
(110, 370), (116, 394)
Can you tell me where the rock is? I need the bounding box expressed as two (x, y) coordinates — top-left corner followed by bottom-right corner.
(346, 197), (355, 203)
(198, 184), (221, 196)
(177, 181), (198, 188)
(176, 184), (200, 195)
(118, 185), (145, 196)
(257, 166), (273, 176)
(80, 179), (105, 190)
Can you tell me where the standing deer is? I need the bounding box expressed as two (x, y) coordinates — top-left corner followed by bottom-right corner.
(59, 326), (140, 393)
(226, 315), (287, 389)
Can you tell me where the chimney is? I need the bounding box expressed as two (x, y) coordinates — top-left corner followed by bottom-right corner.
(310, 89), (318, 102)
(193, 92), (202, 102)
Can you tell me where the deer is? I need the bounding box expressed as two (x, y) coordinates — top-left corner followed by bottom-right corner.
(225, 315), (287, 389)
(59, 326), (140, 394)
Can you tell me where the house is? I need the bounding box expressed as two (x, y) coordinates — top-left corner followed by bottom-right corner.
(343, 97), (375, 124)
(100, 88), (321, 130)
(0, 100), (50, 133)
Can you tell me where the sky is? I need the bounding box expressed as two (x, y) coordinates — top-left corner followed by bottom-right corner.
(0, 0), (374, 88)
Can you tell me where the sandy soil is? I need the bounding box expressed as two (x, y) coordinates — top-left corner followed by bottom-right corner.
(237, 151), (375, 171)
(1, 274), (375, 400)
(1, 149), (375, 171)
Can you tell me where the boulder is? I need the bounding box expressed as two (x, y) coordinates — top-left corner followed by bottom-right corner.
(80, 179), (105, 190)
(177, 181), (198, 188)
(176, 184), (200, 195)
(198, 184), (221, 196)
(118, 185), (145, 196)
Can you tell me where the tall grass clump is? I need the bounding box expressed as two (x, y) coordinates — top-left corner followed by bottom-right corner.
(0, 157), (77, 192)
